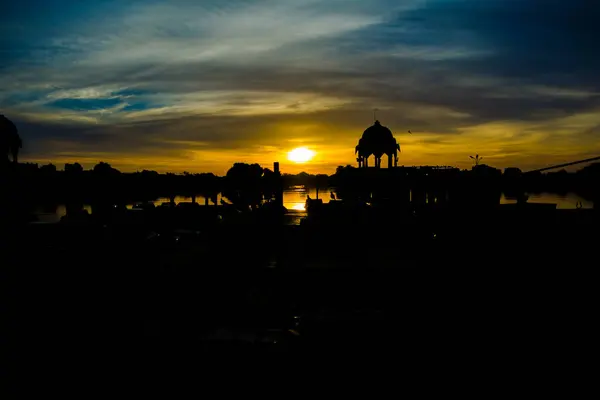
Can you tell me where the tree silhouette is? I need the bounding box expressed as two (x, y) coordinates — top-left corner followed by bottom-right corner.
(93, 162), (120, 175)
(40, 163), (57, 174)
(224, 163), (264, 208)
(0, 115), (22, 164)
(198, 173), (220, 205)
(65, 163), (83, 174)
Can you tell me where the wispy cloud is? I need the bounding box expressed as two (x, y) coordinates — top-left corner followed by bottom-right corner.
(2, 0), (600, 173)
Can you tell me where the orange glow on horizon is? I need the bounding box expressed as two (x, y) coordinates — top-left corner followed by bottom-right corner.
(21, 110), (600, 175)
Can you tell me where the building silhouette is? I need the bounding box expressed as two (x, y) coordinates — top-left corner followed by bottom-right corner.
(355, 120), (400, 169)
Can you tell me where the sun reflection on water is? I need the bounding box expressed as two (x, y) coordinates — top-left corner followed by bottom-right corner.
(289, 203), (306, 211)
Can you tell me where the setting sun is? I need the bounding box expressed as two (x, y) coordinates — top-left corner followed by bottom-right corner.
(287, 147), (315, 163)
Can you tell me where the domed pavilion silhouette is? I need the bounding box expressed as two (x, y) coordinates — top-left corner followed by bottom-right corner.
(355, 120), (400, 168)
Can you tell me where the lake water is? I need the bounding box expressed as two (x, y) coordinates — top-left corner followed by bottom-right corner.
(33, 188), (593, 224)
(142, 187), (334, 211)
(503, 192), (593, 208)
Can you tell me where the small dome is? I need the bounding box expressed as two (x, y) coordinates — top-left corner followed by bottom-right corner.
(362, 120), (393, 141)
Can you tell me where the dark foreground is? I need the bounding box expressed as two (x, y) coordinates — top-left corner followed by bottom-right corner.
(3, 208), (598, 377)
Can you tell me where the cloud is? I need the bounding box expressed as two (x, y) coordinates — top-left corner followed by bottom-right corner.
(47, 98), (123, 111)
(2, 0), (600, 173)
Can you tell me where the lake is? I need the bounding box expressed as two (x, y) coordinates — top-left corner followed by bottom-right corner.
(32, 188), (594, 224)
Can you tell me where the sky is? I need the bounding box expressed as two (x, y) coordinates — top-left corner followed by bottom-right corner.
(2, 0), (599, 174)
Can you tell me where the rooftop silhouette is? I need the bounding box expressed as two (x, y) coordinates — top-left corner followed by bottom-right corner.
(2, 80), (600, 366)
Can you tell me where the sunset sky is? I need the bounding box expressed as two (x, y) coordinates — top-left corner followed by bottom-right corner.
(2, 0), (599, 174)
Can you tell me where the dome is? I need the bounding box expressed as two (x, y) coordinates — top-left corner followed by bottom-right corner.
(362, 120), (393, 141)
(355, 119), (400, 169)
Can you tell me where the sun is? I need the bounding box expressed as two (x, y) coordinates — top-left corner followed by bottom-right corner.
(287, 147), (315, 163)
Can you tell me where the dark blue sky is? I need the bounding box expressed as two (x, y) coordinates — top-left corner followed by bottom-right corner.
(1, 0), (599, 173)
